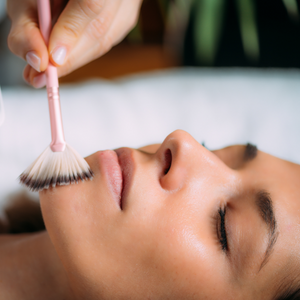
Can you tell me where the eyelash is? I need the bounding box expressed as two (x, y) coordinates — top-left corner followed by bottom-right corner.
(217, 207), (228, 252)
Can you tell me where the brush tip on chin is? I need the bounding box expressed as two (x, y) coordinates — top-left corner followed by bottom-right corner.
(19, 144), (94, 192)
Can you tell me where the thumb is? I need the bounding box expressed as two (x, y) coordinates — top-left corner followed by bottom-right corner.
(48, 0), (104, 66)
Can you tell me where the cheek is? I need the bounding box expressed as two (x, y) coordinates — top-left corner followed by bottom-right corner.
(138, 144), (161, 153)
(138, 209), (230, 298)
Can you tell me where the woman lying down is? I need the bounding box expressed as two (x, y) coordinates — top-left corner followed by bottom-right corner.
(0, 130), (299, 300)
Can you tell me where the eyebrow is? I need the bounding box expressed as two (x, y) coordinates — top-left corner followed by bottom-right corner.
(243, 143), (258, 162)
(255, 190), (279, 272)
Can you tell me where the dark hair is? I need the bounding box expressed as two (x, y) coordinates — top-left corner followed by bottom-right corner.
(276, 287), (300, 300)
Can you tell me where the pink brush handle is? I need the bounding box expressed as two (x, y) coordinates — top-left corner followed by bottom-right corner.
(37, 0), (65, 152)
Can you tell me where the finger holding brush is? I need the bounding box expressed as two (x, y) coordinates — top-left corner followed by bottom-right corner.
(19, 0), (93, 192)
(7, 0), (143, 88)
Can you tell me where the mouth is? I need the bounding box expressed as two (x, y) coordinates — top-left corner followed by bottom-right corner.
(115, 147), (134, 210)
(97, 150), (123, 208)
(97, 148), (134, 209)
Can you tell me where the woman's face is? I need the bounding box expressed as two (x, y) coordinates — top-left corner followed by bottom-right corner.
(40, 130), (300, 300)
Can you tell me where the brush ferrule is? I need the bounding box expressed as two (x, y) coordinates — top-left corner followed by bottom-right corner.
(47, 87), (66, 152)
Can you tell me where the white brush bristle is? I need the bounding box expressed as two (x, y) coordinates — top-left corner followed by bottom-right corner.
(20, 144), (93, 192)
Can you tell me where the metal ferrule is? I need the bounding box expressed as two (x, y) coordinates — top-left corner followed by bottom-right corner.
(47, 87), (66, 152)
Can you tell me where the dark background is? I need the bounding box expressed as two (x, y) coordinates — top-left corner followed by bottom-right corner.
(0, 0), (300, 86)
(184, 0), (300, 67)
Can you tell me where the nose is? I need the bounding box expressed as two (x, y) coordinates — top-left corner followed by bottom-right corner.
(156, 130), (235, 191)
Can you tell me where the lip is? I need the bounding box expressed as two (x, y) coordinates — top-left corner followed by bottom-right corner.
(114, 147), (134, 209)
(97, 150), (123, 207)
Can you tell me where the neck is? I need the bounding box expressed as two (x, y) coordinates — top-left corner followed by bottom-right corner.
(0, 231), (73, 300)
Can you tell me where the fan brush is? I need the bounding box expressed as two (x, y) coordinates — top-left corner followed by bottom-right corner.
(20, 0), (93, 192)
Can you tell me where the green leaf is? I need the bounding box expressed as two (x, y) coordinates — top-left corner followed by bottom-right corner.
(193, 0), (226, 65)
(235, 0), (260, 62)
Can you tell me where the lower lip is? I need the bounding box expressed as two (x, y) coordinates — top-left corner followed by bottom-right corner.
(97, 150), (123, 207)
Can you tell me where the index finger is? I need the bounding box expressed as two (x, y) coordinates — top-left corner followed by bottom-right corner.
(7, 0), (49, 72)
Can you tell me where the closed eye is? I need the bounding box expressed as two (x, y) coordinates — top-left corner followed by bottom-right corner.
(217, 207), (228, 252)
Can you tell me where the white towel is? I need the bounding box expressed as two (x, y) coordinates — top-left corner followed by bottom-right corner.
(1, 68), (300, 205)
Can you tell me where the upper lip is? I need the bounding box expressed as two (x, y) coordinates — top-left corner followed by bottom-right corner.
(115, 147), (134, 209)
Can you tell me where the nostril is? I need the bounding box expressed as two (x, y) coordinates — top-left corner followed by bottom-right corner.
(163, 149), (172, 175)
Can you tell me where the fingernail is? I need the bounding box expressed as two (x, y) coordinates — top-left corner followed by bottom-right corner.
(26, 51), (41, 72)
(51, 46), (67, 65)
(32, 73), (46, 89)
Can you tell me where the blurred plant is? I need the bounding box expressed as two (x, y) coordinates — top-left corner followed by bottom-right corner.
(234, 0), (259, 62)
(193, 0), (226, 64)
(128, 0), (299, 65)
(283, 0), (299, 20)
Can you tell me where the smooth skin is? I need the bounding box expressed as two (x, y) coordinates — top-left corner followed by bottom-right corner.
(1, 130), (300, 299)
(6, 0), (143, 88)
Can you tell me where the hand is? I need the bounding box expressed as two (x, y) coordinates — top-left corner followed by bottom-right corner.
(7, 0), (142, 88)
